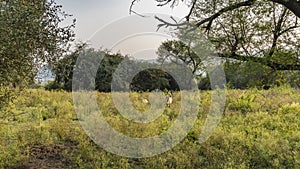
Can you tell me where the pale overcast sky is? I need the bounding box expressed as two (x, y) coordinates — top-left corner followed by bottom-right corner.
(56, 0), (189, 41)
(55, 0), (189, 59)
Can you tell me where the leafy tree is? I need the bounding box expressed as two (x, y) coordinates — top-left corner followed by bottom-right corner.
(95, 51), (126, 92)
(50, 47), (127, 92)
(157, 39), (294, 89)
(49, 45), (83, 91)
(0, 0), (75, 86)
(51, 47), (180, 92)
(132, 0), (300, 89)
(157, 40), (203, 76)
(131, 0), (300, 71)
(223, 61), (282, 89)
(130, 68), (179, 91)
(131, 0), (300, 24)
(0, 0), (75, 108)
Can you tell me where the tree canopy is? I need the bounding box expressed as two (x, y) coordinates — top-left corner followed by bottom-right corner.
(0, 0), (75, 109)
(0, 0), (75, 87)
(131, 0), (300, 71)
(49, 47), (180, 92)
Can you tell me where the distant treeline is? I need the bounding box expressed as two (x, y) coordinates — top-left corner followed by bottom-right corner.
(46, 48), (180, 92)
(46, 47), (300, 92)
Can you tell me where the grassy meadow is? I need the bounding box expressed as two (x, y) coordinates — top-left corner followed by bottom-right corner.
(0, 87), (299, 168)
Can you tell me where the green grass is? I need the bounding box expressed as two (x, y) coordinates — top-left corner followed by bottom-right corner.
(0, 86), (299, 168)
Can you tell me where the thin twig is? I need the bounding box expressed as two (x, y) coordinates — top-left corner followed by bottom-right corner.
(155, 15), (188, 31)
(129, 0), (139, 15)
(157, 0), (173, 7)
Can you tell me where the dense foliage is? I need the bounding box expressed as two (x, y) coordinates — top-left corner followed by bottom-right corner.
(157, 39), (300, 89)
(49, 48), (180, 92)
(0, 0), (75, 108)
(49, 44), (300, 91)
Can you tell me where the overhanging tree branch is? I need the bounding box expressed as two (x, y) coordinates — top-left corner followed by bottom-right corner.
(130, 0), (300, 29)
(193, 0), (256, 31)
(155, 0), (256, 31)
(272, 0), (300, 18)
(131, 0), (300, 71)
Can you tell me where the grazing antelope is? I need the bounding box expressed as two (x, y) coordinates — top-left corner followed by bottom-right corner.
(166, 93), (173, 107)
(142, 98), (149, 104)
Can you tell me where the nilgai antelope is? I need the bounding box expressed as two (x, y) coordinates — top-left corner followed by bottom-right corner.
(166, 93), (173, 107)
(142, 98), (149, 104)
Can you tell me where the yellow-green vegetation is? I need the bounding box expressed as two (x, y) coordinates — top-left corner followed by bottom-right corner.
(0, 87), (299, 168)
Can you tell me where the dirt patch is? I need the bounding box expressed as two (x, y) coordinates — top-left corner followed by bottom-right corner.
(13, 141), (78, 169)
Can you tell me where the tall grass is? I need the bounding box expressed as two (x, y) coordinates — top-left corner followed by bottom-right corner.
(0, 86), (299, 168)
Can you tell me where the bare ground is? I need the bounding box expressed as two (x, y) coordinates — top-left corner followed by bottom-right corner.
(12, 141), (78, 169)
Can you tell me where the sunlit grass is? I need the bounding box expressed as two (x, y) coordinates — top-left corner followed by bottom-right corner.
(0, 86), (299, 168)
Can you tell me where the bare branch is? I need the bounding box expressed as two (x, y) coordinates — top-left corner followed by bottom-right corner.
(129, 0), (139, 15)
(279, 25), (300, 35)
(155, 15), (187, 31)
(268, 7), (288, 57)
(185, 0), (197, 21)
(217, 20), (235, 49)
(131, 10), (149, 17)
(156, 0), (173, 7)
(129, 0), (149, 17)
(170, 16), (178, 23)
